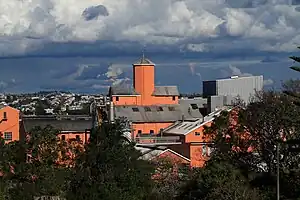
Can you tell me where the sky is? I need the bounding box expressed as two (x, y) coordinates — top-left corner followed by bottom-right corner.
(0, 0), (300, 94)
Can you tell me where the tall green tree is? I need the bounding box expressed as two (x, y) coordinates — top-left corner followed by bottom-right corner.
(5, 126), (71, 200)
(204, 91), (300, 199)
(284, 47), (300, 103)
(67, 120), (154, 200)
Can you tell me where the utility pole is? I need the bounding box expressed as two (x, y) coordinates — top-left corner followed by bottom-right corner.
(276, 141), (280, 200)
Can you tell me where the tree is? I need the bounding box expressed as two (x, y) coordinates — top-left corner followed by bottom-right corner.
(284, 47), (300, 103)
(289, 46), (300, 73)
(67, 120), (155, 200)
(4, 126), (72, 200)
(204, 91), (300, 199)
(148, 157), (190, 200)
(177, 158), (262, 200)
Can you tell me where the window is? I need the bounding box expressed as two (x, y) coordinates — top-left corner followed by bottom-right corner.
(172, 96), (176, 101)
(191, 104), (198, 110)
(168, 106), (175, 111)
(76, 135), (80, 141)
(202, 145), (207, 156)
(116, 96), (119, 101)
(157, 107), (163, 111)
(144, 107), (151, 112)
(150, 130), (154, 134)
(3, 112), (7, 119)
(61, 135), (66, 141)
(4, 132), (12, 141)
(132, 107), (139, 112)
(138, 130), (142, 134)
(195, 132), (200, 136)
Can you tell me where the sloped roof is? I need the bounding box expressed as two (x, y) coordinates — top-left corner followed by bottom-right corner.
(133, 56), (154, 65)
(114, 103), (203, 123)
(163, 106), (233, 135)
(22, 115), (93, 132)
(152, 86), (179, 96)
(114, 105), (183, 123)
(109, 85), (139, 95)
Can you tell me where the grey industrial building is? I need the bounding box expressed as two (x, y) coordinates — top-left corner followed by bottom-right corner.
(203, 75), (264, 112)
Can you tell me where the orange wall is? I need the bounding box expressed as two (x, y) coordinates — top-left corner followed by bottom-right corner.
(132, 122), (173, 138)
(58, 132), (90, 144)
(112, 95), (141, 105)
(134, 65), (155, 100)
(112, 94), (178, 106)
(185, 121), (213, 143)
(190, 144), (210, 167)
(0, 106), (19, 143)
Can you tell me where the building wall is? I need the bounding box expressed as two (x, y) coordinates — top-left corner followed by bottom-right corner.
(134, 65), (155, 102)
(0, 106), (20, 143)
(216, 76), (263, 103)
(190, 144), (210, 167)
(132, 122), (173, 138)
(203, 76), (263, 104)
(112, 95), (178, 106)
(112, 95), (141, 105)
(58, 132), (90, 144)
(185, 121), (212, 143)
(151, 96), (179, 105)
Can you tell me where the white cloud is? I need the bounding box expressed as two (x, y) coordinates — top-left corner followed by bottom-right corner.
(263, 79), (274, 86)
(0, 0), (300, 55)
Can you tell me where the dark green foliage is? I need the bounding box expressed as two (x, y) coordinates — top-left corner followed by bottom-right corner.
(67, 120), (154, 200)
(202, 91), (300, 199)
(177, 158), (262, 200)
(1, 126), (71, 200)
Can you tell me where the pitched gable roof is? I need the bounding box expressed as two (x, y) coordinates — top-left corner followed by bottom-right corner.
(152, 86), (179, 96)
(109, 85), (139, 96)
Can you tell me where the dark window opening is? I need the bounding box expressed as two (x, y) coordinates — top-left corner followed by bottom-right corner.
(62, 135), (66, 141)
(168, 106), (175, 111)
(132, 107), (139, 112)
(172, 96), (176, 101)
(76, 135), (80, 141)
(138, 130), (142, 134)
(150, 130), (154, 134)
(191, 104), (198, 110)
(116, 96), (119, 101)
(195, 132), (200, 136)
(4, 132), (12, 141)
(3, 112), (7, 119)
(157, 107), (163, 111)
(144, 107), (151, 112)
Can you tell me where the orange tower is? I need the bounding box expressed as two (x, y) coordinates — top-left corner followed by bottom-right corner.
(133, 55), (155, 105)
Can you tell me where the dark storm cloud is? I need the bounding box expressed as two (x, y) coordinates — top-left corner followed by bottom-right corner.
(82, 5), (109, 21)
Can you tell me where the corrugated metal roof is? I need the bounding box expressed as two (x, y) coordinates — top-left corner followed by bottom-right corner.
(115, 105), (183, 122)
(152, 86), (179, 96)
(114, 103), (203, 123)
(164, 106), (233, 135)
(163, 119), (204, 135)
(22, 116), (93, 132)
(109, 85), (139, 95)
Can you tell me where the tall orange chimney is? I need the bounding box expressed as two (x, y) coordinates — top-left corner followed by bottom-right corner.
(133, 56), (155, 101)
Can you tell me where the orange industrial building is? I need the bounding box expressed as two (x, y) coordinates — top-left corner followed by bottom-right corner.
(108, 56), (229, 167)
(0, 56), (234, 168)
